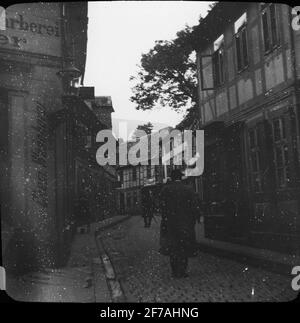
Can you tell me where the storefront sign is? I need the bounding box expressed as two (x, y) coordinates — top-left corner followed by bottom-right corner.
(0, 4), (61, 56)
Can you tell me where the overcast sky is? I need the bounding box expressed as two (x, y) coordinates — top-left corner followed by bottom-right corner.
(84, 1), (212, 140)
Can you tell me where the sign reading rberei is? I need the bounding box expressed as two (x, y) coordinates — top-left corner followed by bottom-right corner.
(5, 14), (60, 37)
(0, 4), (61, 56)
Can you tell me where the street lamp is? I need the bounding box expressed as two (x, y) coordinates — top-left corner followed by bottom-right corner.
(57, 60), (82, 96)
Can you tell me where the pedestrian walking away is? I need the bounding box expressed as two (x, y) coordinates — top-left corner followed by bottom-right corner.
(160, 169), (199, 278)
(141, 187), (154, 228)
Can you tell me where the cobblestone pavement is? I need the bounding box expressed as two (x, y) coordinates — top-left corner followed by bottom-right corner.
(99, 216), (298, 302)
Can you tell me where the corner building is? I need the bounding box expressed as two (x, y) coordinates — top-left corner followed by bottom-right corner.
(0, 2), (91, 271)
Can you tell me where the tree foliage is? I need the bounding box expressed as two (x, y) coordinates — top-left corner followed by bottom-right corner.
(130, 25), (198, 113)
(132, 122), (153, 140)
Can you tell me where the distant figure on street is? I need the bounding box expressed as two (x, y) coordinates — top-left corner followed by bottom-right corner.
(160, 169), (199, 278)
(76, 195), (91, 233)
(141, 188), (154, 228)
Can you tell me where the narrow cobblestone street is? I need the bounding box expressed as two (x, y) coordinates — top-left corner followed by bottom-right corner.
(99, 217), (298, 302)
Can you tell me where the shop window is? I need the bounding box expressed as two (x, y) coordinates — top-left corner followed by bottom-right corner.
(248, 128), (263, 192)
(213, 34), (225, 87)
(261, 3), (279, 52)
(272, 118), (290, 188)
(234, 13), (248, 71)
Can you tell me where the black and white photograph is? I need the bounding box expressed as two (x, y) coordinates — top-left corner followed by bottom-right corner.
(0, 1), (300, 306)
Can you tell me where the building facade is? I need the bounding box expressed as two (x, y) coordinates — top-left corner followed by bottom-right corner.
(0, 2), (117, 274)
(194, 3), (300, 253)
(116, 128), (175, 214)
(117, 163), (164, 215)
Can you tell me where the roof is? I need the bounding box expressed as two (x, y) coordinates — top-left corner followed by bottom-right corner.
(191, 2), (250, 51)
(94, 96), (114, 112)
(117, 127), (174, 168)
(176, 106), (200, 130)
(59, 95), (107, 131)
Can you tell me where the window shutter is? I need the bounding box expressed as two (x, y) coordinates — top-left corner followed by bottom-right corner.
(236, 34), (242, 71)
(242, 30), (248, 66)
(270, 4), (278, 46)
(199, 55), (214, 90)
(262, 10), (270, 52)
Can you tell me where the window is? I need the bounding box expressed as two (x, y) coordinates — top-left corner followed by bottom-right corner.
(272, 118), (290, 188)
(248, 128), (263, 192)
(123, 170), (129, 188)
(119, 170), (123, 183)
(212, 35), (225, 87)
(132, 167), (137, 181)
(133, 191), (137, 206)
(235, 13), (248, 71)
(261, 3), (279, 52)
(147, 165), (152, 179)
(126, 193), (131, 208)
(154, 165), (160, 181)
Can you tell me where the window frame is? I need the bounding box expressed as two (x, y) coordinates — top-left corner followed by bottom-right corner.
(146, 164), (152, 179)
(132, 167), (137, 181)
(212, 35), (225, 87)
(234, 13), (249, 72)
(261, 3), (279, 54)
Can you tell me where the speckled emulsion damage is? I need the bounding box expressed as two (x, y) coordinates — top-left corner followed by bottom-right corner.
(0, 2), (300, 304)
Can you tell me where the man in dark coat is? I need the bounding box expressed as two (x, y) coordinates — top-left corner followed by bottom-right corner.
(160, 169), (199, 278)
